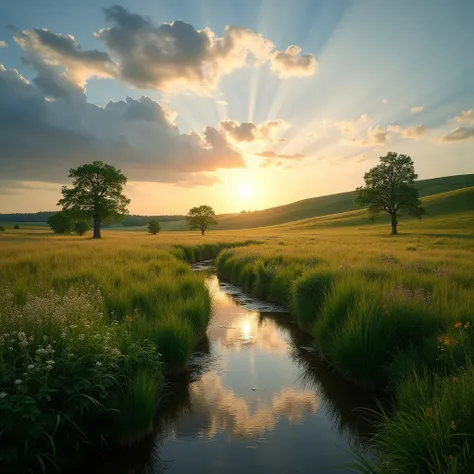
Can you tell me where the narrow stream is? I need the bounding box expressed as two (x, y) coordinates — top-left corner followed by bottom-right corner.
(94, 263), (383, 474)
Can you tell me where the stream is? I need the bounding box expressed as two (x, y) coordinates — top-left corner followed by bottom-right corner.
(94, 262), (382, 474)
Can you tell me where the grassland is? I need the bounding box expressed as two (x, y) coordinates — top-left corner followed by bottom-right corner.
(0, 230), (260, 472)
(1, 180), (473, 473)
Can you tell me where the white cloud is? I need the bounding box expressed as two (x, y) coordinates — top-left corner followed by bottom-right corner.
(270, 45), (317, 78)
(219, 119), (288, 143)
(0, 41), (7, 47)
(346, 125), (389, 146)
(452, 109), (474, 123)
(382, 98), (388, 104)
(410, 105), (424, 113)
(216, 100), (228, 106)
(388, 124), (428, 139)
(12, 6), (317, 95)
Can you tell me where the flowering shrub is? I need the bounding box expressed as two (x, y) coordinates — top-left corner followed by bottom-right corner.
(0, 285), (162, 472)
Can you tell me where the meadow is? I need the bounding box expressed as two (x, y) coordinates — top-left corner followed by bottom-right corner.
(0, 229), (259, 472)
(1, 184), (473, 473)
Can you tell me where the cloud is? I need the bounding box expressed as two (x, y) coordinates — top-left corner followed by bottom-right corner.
(0, 63), (244, 188)
(216, 100), (228, 106)
(439, 127), (474, 142)
(256, 150), (305, 167)
(410, 105), (424, 113)
(381, 98), (388, 104)
(334, 114), (369, 135)
(452, 109), (474, 123)
(388, 124), (428, 139)
(270, 45), (317, 78)
(346, 125), (389, 146)
(188, 372), (318, 439)
(219, 119), (287, 143)
(0, 41), (7, 47)
(12, 27), (117, 86)
(11, 6), (316, 95)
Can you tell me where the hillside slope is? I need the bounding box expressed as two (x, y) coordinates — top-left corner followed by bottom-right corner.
(278, 185), (474, 232)
(215, 174), (474, 230)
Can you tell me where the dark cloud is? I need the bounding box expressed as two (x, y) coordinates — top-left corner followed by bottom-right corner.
(0, 64), (244, 188)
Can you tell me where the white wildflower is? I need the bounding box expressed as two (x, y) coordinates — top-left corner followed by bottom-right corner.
(95, 362), (102, 367)
(15, 379), (22, 385)
(27, 364), (35, 370)
(0, 392), (7, 399)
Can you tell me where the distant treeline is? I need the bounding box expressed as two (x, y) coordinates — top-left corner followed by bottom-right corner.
(0, 212), (185, 226)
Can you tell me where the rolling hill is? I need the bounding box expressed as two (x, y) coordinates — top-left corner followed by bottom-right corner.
(214, 174), (474, 230)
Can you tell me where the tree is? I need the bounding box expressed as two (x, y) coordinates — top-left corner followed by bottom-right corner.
(58, 161), (130, 239)
(47, 211), (72, 234)
(74, 220), (91, 236)
(356, 152), (424, 235)
(13, 225), (20, 230)
(0, 225), (5, 232)
(147, 219), (161, 235)
(186, 205), (217, 235)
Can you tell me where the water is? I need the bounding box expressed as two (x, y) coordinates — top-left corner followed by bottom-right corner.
(93, 264), (382, 474)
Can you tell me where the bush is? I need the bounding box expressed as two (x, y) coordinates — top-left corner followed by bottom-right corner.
(13, 225), (20, 230)
(47, 211), (72, 234)
(147, 219), (161, 235)
(0, 225), (5, 232)
(74, 220), (91, 236)
(0, 285), (163, 472)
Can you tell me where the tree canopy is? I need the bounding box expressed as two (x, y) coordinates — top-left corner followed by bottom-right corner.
(186, 205), (217, 235)
(58, 161), (130, 239)
(356, 152), (424, 234)
(147, 219), (161, 235)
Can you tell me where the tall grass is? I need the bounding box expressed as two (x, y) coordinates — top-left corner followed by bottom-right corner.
(214, 231), (474, 472)
(0, 233), (252, 472)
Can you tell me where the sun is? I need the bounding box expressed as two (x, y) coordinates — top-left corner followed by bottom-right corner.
(238, 184), (253, 198)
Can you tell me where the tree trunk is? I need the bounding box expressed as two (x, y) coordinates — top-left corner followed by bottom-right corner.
(201, 228), (205, 236)
(391, 213), (398, 235)
(93, 217), (101, 239)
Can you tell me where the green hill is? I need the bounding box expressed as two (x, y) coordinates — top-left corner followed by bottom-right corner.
(215, 174), (474, 230)
(276, 186), (474, 233)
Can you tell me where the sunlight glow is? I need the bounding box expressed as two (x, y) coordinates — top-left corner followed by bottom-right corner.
(238, 183), (254, 198)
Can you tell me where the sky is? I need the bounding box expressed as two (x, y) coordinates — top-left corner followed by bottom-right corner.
(0, 0), (473, 215)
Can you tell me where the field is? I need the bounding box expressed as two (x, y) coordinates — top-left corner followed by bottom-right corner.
(1, 182), (473, 473)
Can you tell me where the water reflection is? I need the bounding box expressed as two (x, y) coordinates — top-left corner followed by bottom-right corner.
(90, 268), (382, 473)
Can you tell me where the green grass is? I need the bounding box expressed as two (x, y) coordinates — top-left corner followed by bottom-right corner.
(0, 232), (263, 472)
(214, 174), (474, 229)
(1, 176), (473, 472)
(211, 192), (474, 473)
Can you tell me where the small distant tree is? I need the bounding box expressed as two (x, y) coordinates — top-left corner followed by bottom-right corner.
(74, 220), (91, 236)
(47, 211), (72, 234)
(186, 205), (217, 235)
(147, 219), (161, 235)
(58, 161), (130, 239)
(13, 225), (20, 230)
(0, 225), (5, 232)
(356, 152), (424, 235)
